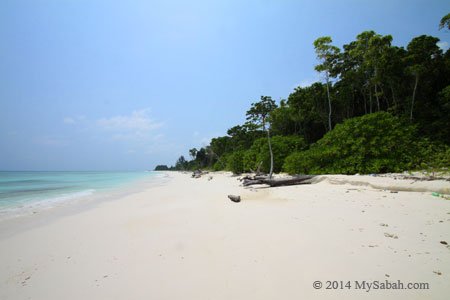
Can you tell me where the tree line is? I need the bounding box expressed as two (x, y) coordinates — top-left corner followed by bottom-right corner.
(160, 15), (450, 175)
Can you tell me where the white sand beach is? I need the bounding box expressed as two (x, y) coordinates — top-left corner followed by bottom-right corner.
(1, 172), (449, 300)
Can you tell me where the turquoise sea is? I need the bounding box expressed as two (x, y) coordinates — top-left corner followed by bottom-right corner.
(0, 171), (162, 217)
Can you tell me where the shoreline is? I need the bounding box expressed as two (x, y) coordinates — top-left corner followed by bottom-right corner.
(1, 171), (449, 299)
(0, 172), (173, 240)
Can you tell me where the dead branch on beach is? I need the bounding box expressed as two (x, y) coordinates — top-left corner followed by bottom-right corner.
(242, 175), (316, 187)
(191, 169), (209, 178)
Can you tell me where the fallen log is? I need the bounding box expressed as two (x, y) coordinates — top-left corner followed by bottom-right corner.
(242, 179), (264, 186)
(239, 174), (269, 182)
(191, 169), (209, 178)
(228, 195), (241, 202)
(243, 175), (315, 187)
(253, 175), (270, 180)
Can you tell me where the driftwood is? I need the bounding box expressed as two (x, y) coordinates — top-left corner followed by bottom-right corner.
(255, 161), (263, 176)
(242, 175), (315, 187)
(239, 173), (269, 182)
(192, 169), (209, 178)
(228, 195), (241, 202)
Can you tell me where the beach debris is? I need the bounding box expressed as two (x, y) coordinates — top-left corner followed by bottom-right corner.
(385, 274), (390, 277)
(208, 176), (213, 181)
(191, 169), (208, 178)
(384, 233), (399, 239)
(433, 270), (442, 275)
(440, 241), (448, 245)
(228, 195), (241, 203)
(379, 223), (389, 227)
(249, 161), (264, 176)
(242, 175), (315, 187)
(390, 190), (398, 193)
(431, 192), (440, 197)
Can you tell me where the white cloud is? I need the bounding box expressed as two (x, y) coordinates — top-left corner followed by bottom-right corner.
(63, 117), (75, 124)
(97, 108), (163, 132)
(437, 41), (449, 52)
(96, 108), (165, 141)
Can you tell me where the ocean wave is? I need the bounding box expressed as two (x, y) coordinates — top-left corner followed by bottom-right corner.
(0, 189), (96, 220)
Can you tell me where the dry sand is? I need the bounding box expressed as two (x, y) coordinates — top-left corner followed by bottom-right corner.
(0, 171), (449, 300)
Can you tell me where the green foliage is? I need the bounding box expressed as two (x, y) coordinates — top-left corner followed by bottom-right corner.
(284, 112), (421, 174)
(244, 135), (307, 173)
(439, 13), (450, 30)
(210, 136), (232, 157)
(212, 160), (224, 171)
(245, 96), (277, 130)
(287, 83), (329, 142)
(154, 165), (169, 171)
(169, 25), (450, 175)
(415, 141), (450, 170)
(313, 36), (340, 74)
(227, 150), (245, 174)
(175, 156), (188, 170)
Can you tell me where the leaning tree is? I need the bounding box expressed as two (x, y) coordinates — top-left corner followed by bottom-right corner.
(246, 96), (277, 178)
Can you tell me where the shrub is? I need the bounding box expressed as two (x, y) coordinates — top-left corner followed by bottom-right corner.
(284, 112), (421, 174)
(415, 141), (450, 171)
(243, 135), (307, 173)
(227, 150), (245, 174)
(212, 159), (226, 171)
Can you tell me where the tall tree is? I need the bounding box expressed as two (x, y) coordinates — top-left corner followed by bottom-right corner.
(175, 156), (187, 170)
(246, 96), (277, 178)
(350, 31), (376, 113)
(405, 35), (442, 121)
(366, 34), (393, 111)
(313, 36), (340, 131)
(189, 148), (198, 161)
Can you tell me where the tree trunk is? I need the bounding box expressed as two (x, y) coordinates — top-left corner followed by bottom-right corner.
(390, 84), (397, 106)
(369, 86), (373, 113)
(325, 72), (332, 131)
(362, 90), (367, 114)
(410, 74), (419, 121)
(380, 84), (388, 109)
(374, 63), (380, 111)
(375, 84), (380, 111)
(267, 127), (274, 179)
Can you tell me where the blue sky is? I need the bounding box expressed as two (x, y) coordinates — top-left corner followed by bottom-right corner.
(1, 0), (449, 170)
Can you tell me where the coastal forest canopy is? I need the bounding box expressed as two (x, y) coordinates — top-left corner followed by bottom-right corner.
(162, 17), (450, 175)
